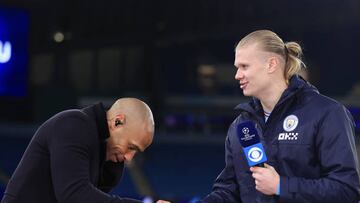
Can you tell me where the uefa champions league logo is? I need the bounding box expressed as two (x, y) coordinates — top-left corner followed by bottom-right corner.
(0, 40), (12, 63)
(241, 126), (255, 141)
(247, 147), (264, 162)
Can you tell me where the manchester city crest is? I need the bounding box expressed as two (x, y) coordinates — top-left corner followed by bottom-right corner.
(283, 115), (299, 132)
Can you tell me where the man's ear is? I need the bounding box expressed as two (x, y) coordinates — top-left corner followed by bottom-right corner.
(267, 56), (279, 74)
(114, 114), (126, 127)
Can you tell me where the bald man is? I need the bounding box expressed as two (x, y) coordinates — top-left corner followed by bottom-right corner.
(2, 98), (167, 203)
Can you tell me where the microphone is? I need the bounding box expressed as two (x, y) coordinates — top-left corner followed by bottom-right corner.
(236, 120), (267, 167)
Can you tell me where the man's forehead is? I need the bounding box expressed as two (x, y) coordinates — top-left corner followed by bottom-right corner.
(236, 46), (272, 62)
(236, 43), (265, 55)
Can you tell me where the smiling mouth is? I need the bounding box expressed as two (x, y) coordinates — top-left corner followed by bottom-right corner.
(240, 82), (248, 89)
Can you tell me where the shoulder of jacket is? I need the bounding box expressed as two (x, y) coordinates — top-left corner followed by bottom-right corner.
(42, 109), (93, 128)
(311, 92), (344, 110)
(296, 87), (344, 109)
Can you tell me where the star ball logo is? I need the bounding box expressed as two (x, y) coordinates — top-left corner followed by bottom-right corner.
(241, 127), (255, 141)
(242, 127), (249, 135)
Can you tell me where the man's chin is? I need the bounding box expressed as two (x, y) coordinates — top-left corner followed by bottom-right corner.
(242, 91), (251, 97)
(105, 154), (118, 162)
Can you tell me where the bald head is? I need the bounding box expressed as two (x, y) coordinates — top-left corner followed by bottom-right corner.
(105, 98), (154, 162)
(107, 98), (154, 132)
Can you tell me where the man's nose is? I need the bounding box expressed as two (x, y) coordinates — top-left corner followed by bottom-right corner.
(235, 69), (243, 80)
(124, 151), (136, 161)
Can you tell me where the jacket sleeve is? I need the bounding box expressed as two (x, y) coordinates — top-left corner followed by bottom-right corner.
(200, 134), (241, 203)
(49, 116), (141, 203)
(279, 105), (360, 203)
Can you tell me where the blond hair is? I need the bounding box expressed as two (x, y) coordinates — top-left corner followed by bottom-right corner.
(236, 30), (306, 82)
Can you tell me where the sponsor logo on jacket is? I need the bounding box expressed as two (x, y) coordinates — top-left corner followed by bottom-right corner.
(278, 132), (298, 140)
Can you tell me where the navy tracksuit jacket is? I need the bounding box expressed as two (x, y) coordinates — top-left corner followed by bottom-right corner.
(201, 75), (360, 203)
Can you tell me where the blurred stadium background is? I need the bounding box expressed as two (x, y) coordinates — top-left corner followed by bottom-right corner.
(0, 0), (359, 202)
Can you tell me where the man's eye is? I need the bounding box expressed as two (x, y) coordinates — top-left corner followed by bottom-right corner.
(128, 146), (137, 151)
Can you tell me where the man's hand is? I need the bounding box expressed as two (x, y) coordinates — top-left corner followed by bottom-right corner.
(250, 163), (280, 195)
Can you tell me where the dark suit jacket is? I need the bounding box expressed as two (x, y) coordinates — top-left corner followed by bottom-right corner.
(1, 103), (141, 203)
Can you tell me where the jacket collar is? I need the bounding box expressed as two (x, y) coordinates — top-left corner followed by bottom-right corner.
(84, 102), (110, 141)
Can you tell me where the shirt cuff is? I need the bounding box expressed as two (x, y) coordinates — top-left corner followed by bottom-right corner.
(276, 180), (280, 195)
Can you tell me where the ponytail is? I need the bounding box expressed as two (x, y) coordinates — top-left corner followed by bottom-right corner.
(284, 42), (306, 82)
